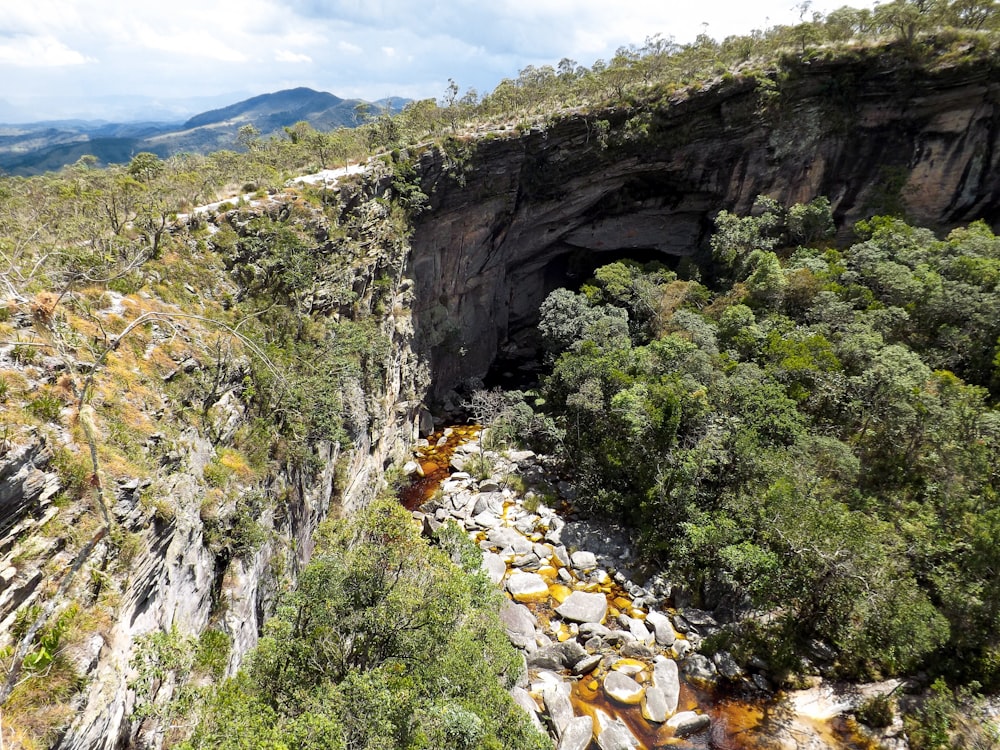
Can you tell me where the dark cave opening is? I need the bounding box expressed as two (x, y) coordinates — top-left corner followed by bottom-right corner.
(483, 245), (687, 392)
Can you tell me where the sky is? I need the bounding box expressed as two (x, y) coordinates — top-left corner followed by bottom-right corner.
(0, 0), (877, 122)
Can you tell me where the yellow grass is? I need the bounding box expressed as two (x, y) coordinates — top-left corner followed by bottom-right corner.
(218, 448), (258, 482)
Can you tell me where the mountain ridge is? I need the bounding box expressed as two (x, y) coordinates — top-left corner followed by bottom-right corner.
(0, 87), (409, 176)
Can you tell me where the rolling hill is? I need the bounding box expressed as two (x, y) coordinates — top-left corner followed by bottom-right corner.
(0, 87), (408, 176)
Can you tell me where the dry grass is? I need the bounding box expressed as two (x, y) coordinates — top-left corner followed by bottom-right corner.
(2, 657), (82, 749)
(217, 448), (258, 483)
(29, 291), (59, 325)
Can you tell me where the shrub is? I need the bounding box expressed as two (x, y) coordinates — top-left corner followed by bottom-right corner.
(49, 446), (92, 500)
(11, 344), (39, 365)
(28, 390), (63, 423)
(856, 694), (894, 728)
(202, 459), (232, 488)
(195, 629), (232, 680)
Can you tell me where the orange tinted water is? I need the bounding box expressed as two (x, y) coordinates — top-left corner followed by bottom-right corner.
(400, 425), (480, 510)
(399, 427), (866, 750)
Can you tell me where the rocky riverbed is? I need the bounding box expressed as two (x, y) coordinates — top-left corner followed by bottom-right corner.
(405, 428), (906, 750)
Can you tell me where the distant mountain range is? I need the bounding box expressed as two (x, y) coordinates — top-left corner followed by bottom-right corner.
(0, 88), (409, 176)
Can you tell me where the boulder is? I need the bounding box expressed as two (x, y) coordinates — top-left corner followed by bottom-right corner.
(472, 510), (501, 529)
(666, 711), (711, 738)
(679, 608), (719, 628)
(595, 713), (639, 750)
(714, 650), (743, 680)
(623, 616), (654, 646)
(652, 656), (680, 717)
(556, 639), (588, 666)
(500, 599), (538, 644)
(529, 640), (587, 671)
(683, 653), (717, 682)
(571, 550), (597, 571)
(487, 527), (533, 555)
(620, 642), (656, 659)
(541, 682), (575, 737)
(557, 715), (594, 750)
(611, 658), (646, 676)
(572, 653), (603, 675)
(512, 553), (541, 569)
(515, 516), (539, 535)
(578, 622), (613, 639)
(584, 636), (605, 652)
(451, 492), (474, 514)
(507, 572), (549, 602)
(552, 545), (571, 567)
(507, 449), (536, 463)
(645, 610), (677, 647)
(528, 648), (565, 671)
(473, 491), (505, 515)
(510, 686), (544, 731)
(481, 552), (507, 585)
(421, 516), (443, 536)
(642, 687), (670, 723)
(442, 477), (470, 493)
(603, 671), (644, 705)
(556, 591), (607, 624)
(533, 542), (553, 560)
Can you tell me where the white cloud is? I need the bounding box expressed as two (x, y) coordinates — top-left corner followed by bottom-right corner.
(381, 46), (397, 57)
(276, 49), (313, 63)
(338, 41), (363, 55)
(0, 35), (93, 67)
(131, 24), (248, 62)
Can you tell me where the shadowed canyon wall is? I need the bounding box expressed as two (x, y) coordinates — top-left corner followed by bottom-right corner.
(409, 50), (1000, 399)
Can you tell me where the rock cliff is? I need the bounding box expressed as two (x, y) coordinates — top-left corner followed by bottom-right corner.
(0, 175), (425, 747)
(409, 47), (1000, 398)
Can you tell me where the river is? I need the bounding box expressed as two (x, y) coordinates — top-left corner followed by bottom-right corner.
(402, 426), (884, 750)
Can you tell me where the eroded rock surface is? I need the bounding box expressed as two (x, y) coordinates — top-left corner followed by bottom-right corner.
(410, 54), (1000, 398)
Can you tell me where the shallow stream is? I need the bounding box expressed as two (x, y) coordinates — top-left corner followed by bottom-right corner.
(402, 427), (876, 750)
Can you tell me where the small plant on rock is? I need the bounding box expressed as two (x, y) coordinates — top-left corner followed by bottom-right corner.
(856, 693), (894, 729)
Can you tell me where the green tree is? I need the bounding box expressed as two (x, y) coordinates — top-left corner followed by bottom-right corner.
(187, 500), (548, 750)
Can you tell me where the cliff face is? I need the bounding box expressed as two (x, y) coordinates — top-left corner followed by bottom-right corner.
(409, 49), (1000, 398)
(4, 44), (1000, 749)
(0, 176), (424, 747)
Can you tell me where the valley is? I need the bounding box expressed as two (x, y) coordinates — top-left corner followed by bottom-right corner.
(1, 11), (1000, 749)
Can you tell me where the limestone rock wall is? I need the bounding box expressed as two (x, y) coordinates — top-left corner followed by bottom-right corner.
(409, 52), (1000, 398)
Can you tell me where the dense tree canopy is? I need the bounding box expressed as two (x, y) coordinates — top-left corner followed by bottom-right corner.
(520, 203), (1000, 690)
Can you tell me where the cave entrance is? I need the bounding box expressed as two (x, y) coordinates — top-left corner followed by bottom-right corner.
(483, 246), (683, 392)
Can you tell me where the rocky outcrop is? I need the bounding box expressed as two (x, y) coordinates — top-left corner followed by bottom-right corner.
(0, 177), (426, 748)
(409, 48), (1000, 398)
(0, 438), (61, 632)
